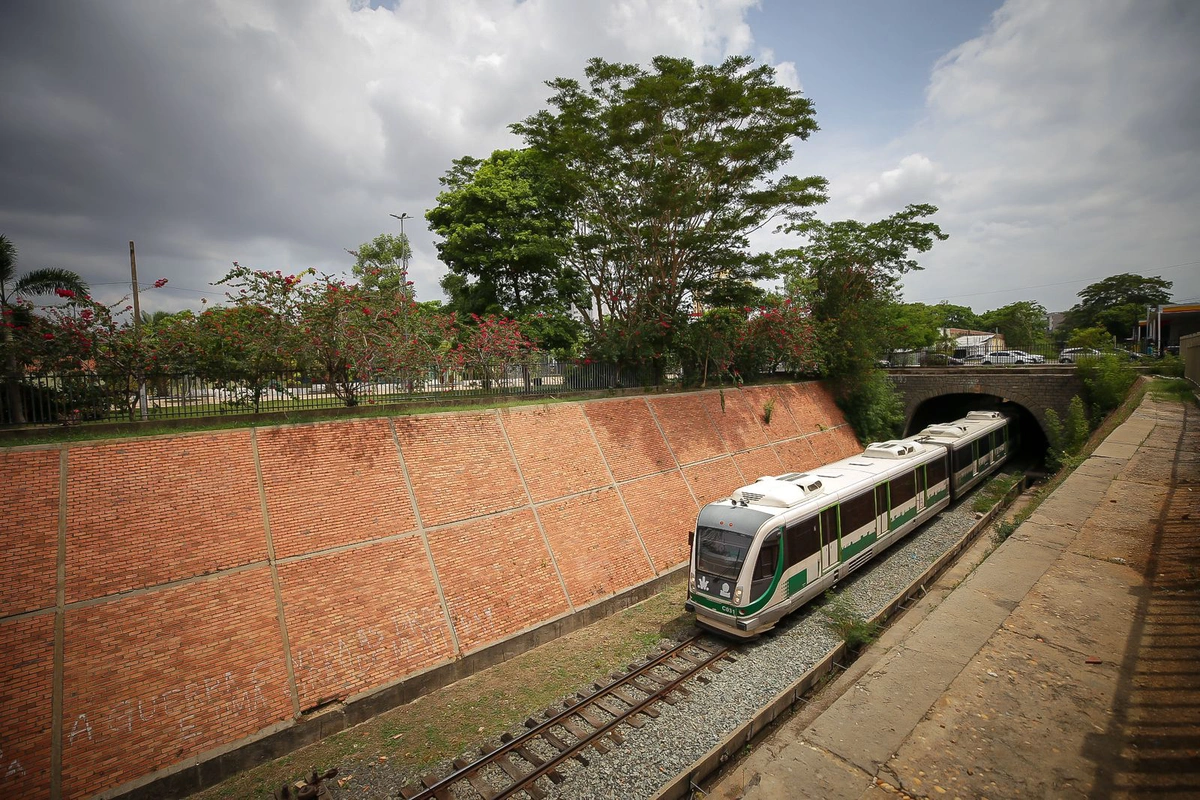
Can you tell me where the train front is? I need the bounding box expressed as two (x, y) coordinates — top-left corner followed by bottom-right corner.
(684, 501), (774, 638)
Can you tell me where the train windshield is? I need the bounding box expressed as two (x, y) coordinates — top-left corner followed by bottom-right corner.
(695, 526), (753, 580)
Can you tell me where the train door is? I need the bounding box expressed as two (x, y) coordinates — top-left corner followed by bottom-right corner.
(819, 505), (840, 575)
(915, 465), (927, 512)
(874, 483), (889, 538)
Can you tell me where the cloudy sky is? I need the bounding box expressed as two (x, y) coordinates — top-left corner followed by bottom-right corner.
(2, 0), (1197, 317)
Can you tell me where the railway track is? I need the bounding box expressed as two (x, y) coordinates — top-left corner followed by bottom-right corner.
(399, 635), (734, 800)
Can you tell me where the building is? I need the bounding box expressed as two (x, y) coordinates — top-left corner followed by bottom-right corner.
(1138, 303), (1200, 354)
(943, 328), (1007, 358)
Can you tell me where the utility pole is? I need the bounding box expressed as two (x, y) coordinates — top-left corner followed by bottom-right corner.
(129, 241), (148, 420)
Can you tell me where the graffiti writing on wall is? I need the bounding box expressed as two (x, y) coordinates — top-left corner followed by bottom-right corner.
(66, 659), (282, 749)
(291, 610), (450, 707)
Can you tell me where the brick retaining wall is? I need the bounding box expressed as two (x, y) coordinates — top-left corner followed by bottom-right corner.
(0, 381), (856, 799)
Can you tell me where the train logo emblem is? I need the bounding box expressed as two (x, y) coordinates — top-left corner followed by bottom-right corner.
(719, 582), (731, 598)
(697, 575), (710, 591)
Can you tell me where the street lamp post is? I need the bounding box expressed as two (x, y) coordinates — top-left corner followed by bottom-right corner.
(389, 212), (411, 280)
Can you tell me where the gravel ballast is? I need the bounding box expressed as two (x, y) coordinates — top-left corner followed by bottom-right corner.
(536, 498), (984, 800)
(343, 494), (993, 800)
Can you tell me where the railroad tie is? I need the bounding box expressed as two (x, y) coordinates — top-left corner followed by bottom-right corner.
(484, 748), (547, 800)
(630, 676), (675, 703)
(416, 772), (453, 800)
(501, 736), (565, 784)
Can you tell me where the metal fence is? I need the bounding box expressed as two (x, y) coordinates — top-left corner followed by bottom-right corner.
(1, 358), (669, 427)
(878, 342), (1155, 368)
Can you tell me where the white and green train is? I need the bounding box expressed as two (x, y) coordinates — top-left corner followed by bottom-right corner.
(685, 411), (1010, 638)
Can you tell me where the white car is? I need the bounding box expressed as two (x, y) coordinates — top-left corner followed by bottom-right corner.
(979, 350), (1045, 365)
(1058, 347), (1102, 364)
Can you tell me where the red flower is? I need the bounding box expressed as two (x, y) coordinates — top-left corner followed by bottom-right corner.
(55, 288), (76, 299)
(153, 278), (169, 288)
(43, 332), (55, 340)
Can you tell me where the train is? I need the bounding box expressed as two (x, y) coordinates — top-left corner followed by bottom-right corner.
(684, 411), (1011, 638)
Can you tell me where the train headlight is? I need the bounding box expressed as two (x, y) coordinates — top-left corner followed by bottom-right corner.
(688, 574), (695, 591)
(733, 587), (743, 604)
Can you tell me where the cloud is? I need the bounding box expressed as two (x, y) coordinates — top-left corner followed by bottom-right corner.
(850, 153), (948, 216)
(862, 0), (1200, 311)
(0, 0), (763, 310)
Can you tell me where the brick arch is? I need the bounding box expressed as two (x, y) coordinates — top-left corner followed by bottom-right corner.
(887, 370), (1086, 440)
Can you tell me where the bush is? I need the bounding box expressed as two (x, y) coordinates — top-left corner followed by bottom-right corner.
(1077, 355), (1136, 423)
(1156, 353), (1184, 378)
(820, 591), (880, 654)
(1045, 395), (1089, 471)
(835, 369), (904, 443)
(1044, 408), (1066, 471)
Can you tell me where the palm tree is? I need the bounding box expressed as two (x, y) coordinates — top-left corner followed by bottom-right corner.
(1, 234), (90, 424)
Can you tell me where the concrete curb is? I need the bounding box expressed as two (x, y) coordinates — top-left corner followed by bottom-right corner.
(651, 481), (1023, 800)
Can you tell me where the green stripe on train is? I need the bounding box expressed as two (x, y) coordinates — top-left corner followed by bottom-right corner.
(786, 569), (809, 596)
(889, 507), (917, 530)
(841, 532), (877, 560)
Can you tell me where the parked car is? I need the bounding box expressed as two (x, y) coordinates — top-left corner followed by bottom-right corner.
(1060, 347), (1144, 363)
(1058, 347), (1102, 364)
(980, 350), (1045, 365)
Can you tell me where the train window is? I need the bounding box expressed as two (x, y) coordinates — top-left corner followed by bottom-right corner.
(916, 466), (927, 494)
(978, 433), (992, 455)
(952, 446), (973, 472)
(695, 526), (753, 580)
(785, 517), (820, 567)
(927, 455), (947, 486)
(751, 537), (779, 599)
(875, 483), (888, 516)
(890, 471), (916, 505)
(840, 491), (875, 533)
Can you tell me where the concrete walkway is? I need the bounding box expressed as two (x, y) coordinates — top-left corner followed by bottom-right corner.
(708, 394), (1199, 799)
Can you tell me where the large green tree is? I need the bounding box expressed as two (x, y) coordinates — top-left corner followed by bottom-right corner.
(781, 205), (947, 440)
(427, 149), (582, 319)
(1, 234), (90, 424)
(979, 300), (1049, 350)
(511, 55), (827, 372)
(349, 233), (413, 296)
(1064, 273), (1172, 339)
(934, 302), (982, 331)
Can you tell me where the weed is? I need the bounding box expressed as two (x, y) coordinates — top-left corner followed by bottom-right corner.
(820, 591), (879, 654)
(970, 472), (1022, 514)
(1150, 377), (1198, 406)
(993, 519), (1018, 544)
(762, 397), (776, 425)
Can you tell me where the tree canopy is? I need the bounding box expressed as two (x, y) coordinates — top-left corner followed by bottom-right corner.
(1064, 272), (1172, 339)
(349, 233), (414, 297)
(978, 300), (1049, 350)
(426, 149), (582, 319)
(781, 204), (946, 439)
(509, 54), (828, 368)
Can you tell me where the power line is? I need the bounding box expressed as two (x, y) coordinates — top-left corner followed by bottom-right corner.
(906, 259), (1200, 305)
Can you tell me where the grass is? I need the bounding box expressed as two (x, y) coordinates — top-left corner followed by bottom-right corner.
(970, 471), (1024, 514)
(819, 591), (879, 654)
(192, 583), (692, 800)
(1149, 377), (1198, 406)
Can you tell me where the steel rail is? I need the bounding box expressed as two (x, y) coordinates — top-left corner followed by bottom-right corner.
(403, 635), (730, 800)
